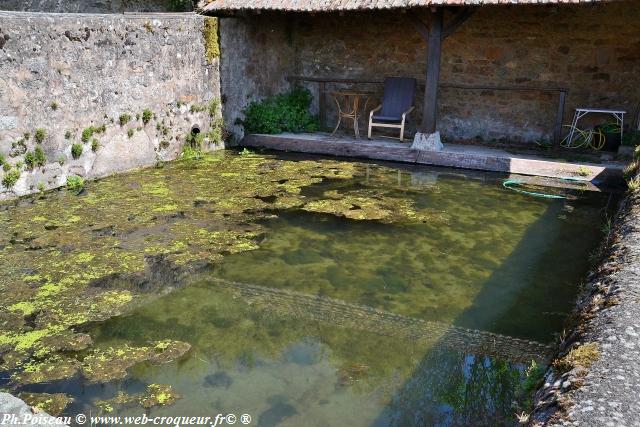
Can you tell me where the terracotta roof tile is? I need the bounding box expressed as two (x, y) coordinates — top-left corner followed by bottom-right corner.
(200, 0), (615, 12)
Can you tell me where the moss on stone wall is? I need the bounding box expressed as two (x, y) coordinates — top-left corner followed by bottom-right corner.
(203, 17), (220, 63)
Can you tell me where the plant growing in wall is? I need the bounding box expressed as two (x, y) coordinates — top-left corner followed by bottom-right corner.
(142, 109), (153, 125)
(2, 169), (20, 189)
(34, 147), (46, 167)
(203, 17), (220, 64)
(119, 114), (132, 127)
(71, 144), (83, 159)
(34, 128), (46, 144)
(242, 88), (320, 134)
(66, 175), (84, 192)
(79, 124), (106, 143)
(183, 131), (205, 160)
(10, 139), (27, 157)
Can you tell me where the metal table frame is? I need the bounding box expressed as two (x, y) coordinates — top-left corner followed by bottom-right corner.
(567, 108), (626, 146)
(330, 91), (372, 139)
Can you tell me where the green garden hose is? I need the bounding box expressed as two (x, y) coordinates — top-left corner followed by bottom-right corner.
(502, 179), (567, 199)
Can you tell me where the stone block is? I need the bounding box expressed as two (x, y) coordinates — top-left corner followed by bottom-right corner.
(411, 132), (444, 151)
(0, 116), (17, 130)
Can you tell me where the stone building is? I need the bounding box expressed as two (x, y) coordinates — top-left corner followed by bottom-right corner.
(205, 0), (640, 144)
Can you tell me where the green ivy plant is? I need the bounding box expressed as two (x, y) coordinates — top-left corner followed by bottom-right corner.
(242, 88), (319, 135)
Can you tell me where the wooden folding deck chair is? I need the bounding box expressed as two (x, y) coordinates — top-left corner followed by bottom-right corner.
(368, 77), (416, 142)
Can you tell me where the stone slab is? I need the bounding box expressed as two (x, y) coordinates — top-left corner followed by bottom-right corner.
(242, 133), (626, 186)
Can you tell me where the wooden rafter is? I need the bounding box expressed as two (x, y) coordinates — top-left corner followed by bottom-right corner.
(442, 7), (475, 39)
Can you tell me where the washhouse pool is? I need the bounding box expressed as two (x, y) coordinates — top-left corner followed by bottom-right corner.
(0, 150), (614, 426)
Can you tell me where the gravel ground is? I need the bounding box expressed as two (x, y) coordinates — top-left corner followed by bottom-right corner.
(532, 189), (640, 426)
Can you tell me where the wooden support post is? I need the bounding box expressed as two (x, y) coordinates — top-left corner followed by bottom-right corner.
(421, 8), (443, 134)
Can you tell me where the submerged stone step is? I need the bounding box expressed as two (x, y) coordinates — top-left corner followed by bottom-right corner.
(210, 278), (553, 365)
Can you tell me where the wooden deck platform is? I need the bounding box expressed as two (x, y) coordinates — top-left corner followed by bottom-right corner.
(242, 133), (627, 188)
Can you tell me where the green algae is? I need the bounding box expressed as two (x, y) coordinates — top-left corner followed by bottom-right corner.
(81, 340), (191, 383)
(94, 384), (180, 413)
(11, 355), (79, 385)
(139, 384), (180, 408)
(19, 392), (74, 416)
(0, 149), (607, 422)
(95, 391), (136, 414)
(1, 153), (344, 385)
(302, 189), (441, 223)
(81, 344), (152, 383)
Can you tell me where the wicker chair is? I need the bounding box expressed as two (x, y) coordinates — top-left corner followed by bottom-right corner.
(368, 77), (416, 142)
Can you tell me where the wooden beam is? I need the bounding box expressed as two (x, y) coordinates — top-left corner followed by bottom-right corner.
(442, 7), (475, 40)
(408, 12), (429, 42)
(421, 8), (443, 133)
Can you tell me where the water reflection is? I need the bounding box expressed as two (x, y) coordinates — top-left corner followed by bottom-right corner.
(0, 152), (611, 425)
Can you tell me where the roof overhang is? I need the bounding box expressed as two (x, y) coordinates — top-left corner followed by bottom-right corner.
(199, 0), (614, 15)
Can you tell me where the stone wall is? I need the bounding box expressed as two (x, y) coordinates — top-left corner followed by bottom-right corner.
(219, 14), (296, 139)
(0, 0), (193, 13)
(531, 178), (640, 425)
(220, 1), (640, 143)
(0, 11), (220, 200)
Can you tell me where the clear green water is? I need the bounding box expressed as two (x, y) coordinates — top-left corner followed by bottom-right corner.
(0, 152), (611, 426)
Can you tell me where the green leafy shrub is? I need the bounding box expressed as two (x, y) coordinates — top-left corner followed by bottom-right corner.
(242, 88), (319, 134)
(37, 182), (45, 192)
(2, 169), (20, 188)
(127, 129), (135, 138)
(0, 154), (5, 166)
(119, 113), (132, 126)
(91, 139), (100, 152)
(34, 128), (46, 144)
(71, 143), (83, 159)
(142, 109), (153, 125)
(3, 162), (11, 172)
(66, 175), (84, 192)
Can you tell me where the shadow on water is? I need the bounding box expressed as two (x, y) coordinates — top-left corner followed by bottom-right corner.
(368, 177), (610, 426)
